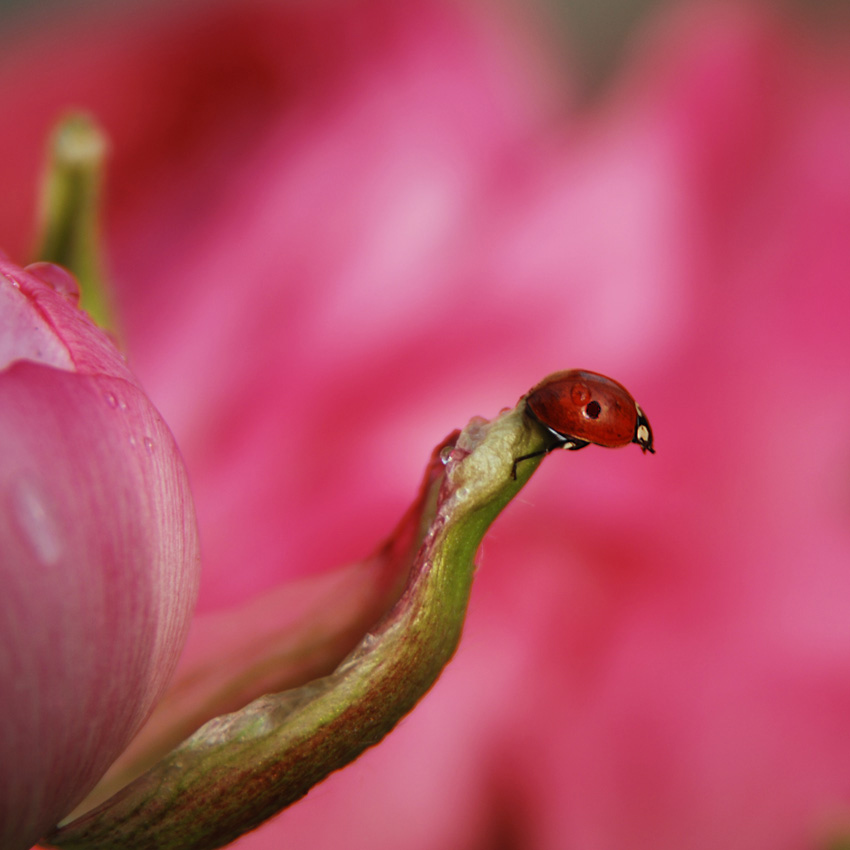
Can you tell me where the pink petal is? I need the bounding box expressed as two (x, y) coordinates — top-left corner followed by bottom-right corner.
(0, 263), (199, 848)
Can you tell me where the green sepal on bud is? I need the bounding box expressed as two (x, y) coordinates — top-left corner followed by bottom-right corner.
(45, 401), (548, 850)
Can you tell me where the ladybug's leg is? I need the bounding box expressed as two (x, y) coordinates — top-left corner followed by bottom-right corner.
(511, 438), (590, 479)
(511, 449), (547, 480)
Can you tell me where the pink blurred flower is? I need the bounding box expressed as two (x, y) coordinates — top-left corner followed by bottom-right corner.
(0, 258), (199, 849)
(2, 0), (850, 848)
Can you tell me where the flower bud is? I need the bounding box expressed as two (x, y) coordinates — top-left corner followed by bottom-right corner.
(0, 256), (199, 850)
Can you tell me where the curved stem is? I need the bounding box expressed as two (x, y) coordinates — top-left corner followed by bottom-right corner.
(46, 403), (546, 850)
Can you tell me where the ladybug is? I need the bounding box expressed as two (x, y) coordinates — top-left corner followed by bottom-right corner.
(512, 369), (654, 478)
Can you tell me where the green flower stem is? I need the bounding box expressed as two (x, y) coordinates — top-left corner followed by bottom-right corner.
(35, 113), (115, 332)
(45, 403), (547, 850)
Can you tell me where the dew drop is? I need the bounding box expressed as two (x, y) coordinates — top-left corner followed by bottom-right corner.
(143, 436), (155, 455)
(103, 390), (128, 411)
(359, 633), (379, 652)
(10, 477), (62, 566)
(24, 262), (81, 301)
(440, 445), (469, 467)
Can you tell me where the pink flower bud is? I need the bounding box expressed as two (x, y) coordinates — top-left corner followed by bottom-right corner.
(0, 255), (199, 850)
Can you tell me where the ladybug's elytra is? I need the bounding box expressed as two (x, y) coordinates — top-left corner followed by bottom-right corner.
(512, 370), (654, 477)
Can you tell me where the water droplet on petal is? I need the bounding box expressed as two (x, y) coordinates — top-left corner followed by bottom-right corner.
(143, 436), (155, 455)
(24, 262), (81, 302)
(104, 390), (128, 412)
(10, 477), (62, 566)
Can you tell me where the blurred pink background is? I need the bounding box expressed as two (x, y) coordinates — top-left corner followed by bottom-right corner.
(2, 0), (850, 847)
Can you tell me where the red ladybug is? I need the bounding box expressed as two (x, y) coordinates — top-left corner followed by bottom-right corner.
(513, 370), (654, 477)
